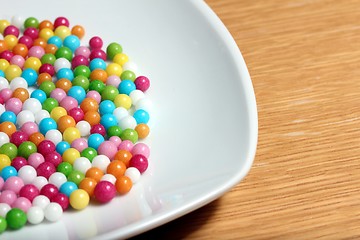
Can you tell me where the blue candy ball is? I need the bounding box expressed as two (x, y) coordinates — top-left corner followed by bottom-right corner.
(133, 109), (150, 124)
(1, 166), (17, 181)
(89, 58), (106, 71)
(30, 89), (47, 104)
(118, 80), (136, 95)
(0, 111), (17, 124)
(99, 100), (115, 115)
(100, 114), (118, 130)
(56, 141), (71, 155)
(87, 133), (105, 150)
(39, 117), (57, 135)
(48, 36), (63, 48)
(59, 181), (78, 197)
(56, 68), (74, 81)
(21, 68), (38, 86)
(0, 70), (4, 77)
(67, 86), (86, 104)
(63, 35), (81, 53)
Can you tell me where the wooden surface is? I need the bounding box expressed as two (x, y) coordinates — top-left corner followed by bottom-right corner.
(133, 0), (360, 239)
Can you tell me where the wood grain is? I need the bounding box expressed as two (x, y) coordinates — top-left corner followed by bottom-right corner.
(132, 0), (360, 239)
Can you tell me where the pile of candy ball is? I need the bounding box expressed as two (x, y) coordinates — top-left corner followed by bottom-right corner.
(0, 16), (152, 232)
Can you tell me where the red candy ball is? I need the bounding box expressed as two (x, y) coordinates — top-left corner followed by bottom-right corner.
(36, 162), (56, 179)
(54, 17), (70, 28)
(134, 76), (150, 92)
(39, 63), (55, 76)
(23, 27), (39, 40)
(3, 25), (20, 38)
(11, 157), (28, 171)
(89, 49), (107, 61)
(51, 193), (69, 211)
(72, 55), (89, 68)
(37, 140), (56, 156)
(90, 123), (106, 136)
(68, 107), (84, 123)
(0, 50), (14, 62)
(93, 181), (116, 203)
(19, 184), (40, 202)
(18, 35), (34, 49)
(89, 36), (103, 50)
(44, 152), (62, 167)
(10, 131), (29, 147)
(40, 183), (59, 199)
(129, 154), (148, 173)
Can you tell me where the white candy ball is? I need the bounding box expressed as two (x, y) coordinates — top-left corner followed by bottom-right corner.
(9, 77), (28, 90)
(0, 104), (5, 115)
(0, 132), (9, 147)
(32, 195), (50, 210)
(48, 172), (67, 189)
(118, 115), (137, 130)
(129, 90), (145, 106)
(0, 77), (9, 90)
(73, 157), (92, 174)
(135, 98), (153, 113)
(100, 174), (117, 184)
(54, 58), (71, 72)
(27, 206), (45, 225)
(91, 155), (110, 172)
(44, 202), (63, 222)
(11, 15), (24, 29)
(45, 129), (63, 145)
(22, 98), (42, 114)
(113, 107), (129, 122)
(35, 110), (50, 124)
(16, 110), (35, 127)
(32, 176), (48, 191)
(0, 203), (11, 217)
(122, 61), (138, 73)
(76, 120), (91, 137)
(125, 167), (141, 184)
(18, 165), (37, 184)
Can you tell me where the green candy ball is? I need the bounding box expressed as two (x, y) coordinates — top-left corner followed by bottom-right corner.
(24, 17), (39, 29)
(57, 162), (73, 177)
(81, 147), (97, 162)
(67, 170), (85, 186)
(55, 46), (73, 61)
(89, 80), (105, 93)
(42, 97), (59, 113)
(41, 53), (56, 65)
(120, 129), (138, 144)
(107, 126), (122, 137)
(101, 85), (119, 101)
(6, 208), (27, 230)
(120, 70), (136, 81)
(74, 65), (91, 78)
(106, 42), (122, 60)
(72, 76), (90, 90)
(18, 141), (37, 159)
(39, 81), (56, 97)
(0, 143), (17, 160)
(0, 216), (7, 233)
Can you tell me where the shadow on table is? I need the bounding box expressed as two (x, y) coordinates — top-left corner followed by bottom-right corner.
(129, 198), (221, 239)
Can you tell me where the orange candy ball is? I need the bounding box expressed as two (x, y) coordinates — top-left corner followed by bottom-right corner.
(57, 115), (76, 133)
(114, 150), (132, 167)
(115, 176), (132, 195)
(33, 38), (47, 48)
(12, 88), (29, 103)
(12, 43), (28, 58)
(37, 73), (52, 85)
(80, 98), (99, 113)
(29, 132), (45, 146)
(135, 124), (150, 139)
(90, 69), (108, 83)
(0, 40), (7, 53)
(55, 78), (72, 93)
(39, 20), (54, 30)
(85, 167), (104, 182)
(0, 122), (16, 137)
(106, 160), (126, 178)
(44, 44), (58, 54)
(79, 177), (97, 197)
(83, 111), (101, 126)
(71, 25), (85, 39)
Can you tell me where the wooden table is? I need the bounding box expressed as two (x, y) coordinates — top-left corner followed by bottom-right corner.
(133, 0), (360, 238)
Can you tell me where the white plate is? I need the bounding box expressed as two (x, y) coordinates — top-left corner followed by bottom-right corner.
(1, 0), (257, 239)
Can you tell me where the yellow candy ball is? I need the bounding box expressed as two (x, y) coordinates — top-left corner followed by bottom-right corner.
(70, 189), (90, 210)
(0, 20), (10, 34)
(0, 154), (11, 171)
(113, 53), (129, 66)
(106, 63), (122, 77)
(50, 107), (67, 122)
(4, 35), (18, 51)
(24, 57), (42, 72)
(114, 94), (132, 109)
(0, 59), (10, 72)
(63, 127), (81, 144)
(39, 28), (54, 41)
(62, 148), (80, 165)
(54, 26), (71, 40)
(5, 64), (22, 81)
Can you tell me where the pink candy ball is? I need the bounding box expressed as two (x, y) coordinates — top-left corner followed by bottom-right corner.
(60, 96), (78, 112)
(86, 90), (101, 104)
(118, 140), (134, 152)
(131, 143), (150, 158)
(0, 190), (17, 205)
(68, 107), (84, 123)
(0, 88), (13, 102)
(19, 184), (40, 202)
(71, 138), (88, 152)
(97, 141), (118, 160)
(134, 76), (150, 92)
(28, 46), (45, 59)
(109, 136), (122, 147)
(5, 97), (22, 115)
(72, 55), (89, 68)
(0, 177), (4, 190)
(75, 46), (91, 58)
(36, 162), (56, 179)
(3, 176), (24, 194)
(28, 153), (45, 169)
(21, 122), (39, 136)
(50, 88), (67, 102)
(129, 154), (148, 174)
(12, 197), (32, 212)
(94, 181), (116, 203)
(106, 75), (121, 88)
(10, 55), (25, 68)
